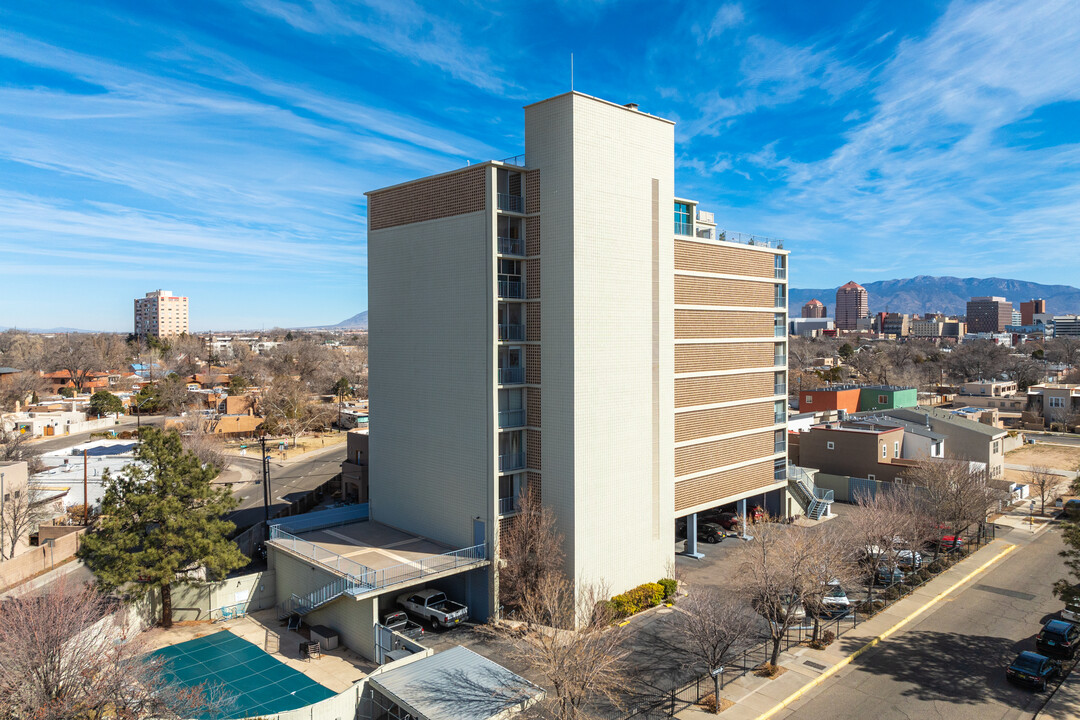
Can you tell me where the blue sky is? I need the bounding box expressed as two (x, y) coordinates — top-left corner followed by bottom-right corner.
(1, 0), (1079, 331)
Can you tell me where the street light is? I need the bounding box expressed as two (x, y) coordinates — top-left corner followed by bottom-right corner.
(134, 395), (154, 428)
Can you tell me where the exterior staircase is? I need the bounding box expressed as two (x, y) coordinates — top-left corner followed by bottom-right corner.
(787, 464), (834, 521)
(277, 575), (366, 619)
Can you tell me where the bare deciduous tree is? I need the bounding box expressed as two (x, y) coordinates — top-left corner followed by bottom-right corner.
(46, 334), (103, 392)
(846, 488), (919, 603)
(260, 376), (335, 445)
(907, 458), (1002, 547)
(798, 524), (862, 644)
(498, 490), (565, 616)
(503, 574), (629, 720)
(0, 579), (228, 719)
(1027, 465), (1063, 516)
(0, 427), (44, 474)
(664, 587), (761, 714)
(0, 476), (52, 560)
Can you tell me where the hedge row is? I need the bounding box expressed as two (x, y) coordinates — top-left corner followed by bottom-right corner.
(607, 578), (678, 619)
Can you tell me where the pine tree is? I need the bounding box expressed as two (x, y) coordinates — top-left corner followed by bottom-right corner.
(78, 427), (247, 628)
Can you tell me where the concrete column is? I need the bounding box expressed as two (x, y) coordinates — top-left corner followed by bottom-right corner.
(738, 499), (752, 540)
(682, 513), (704, 559)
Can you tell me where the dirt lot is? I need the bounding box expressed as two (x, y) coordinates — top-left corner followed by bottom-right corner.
(1005, 443), (1080, 472)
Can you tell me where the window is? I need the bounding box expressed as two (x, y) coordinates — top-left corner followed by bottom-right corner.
(826, 441), (835, 450)
(882, 444), (887, 459)
(878, 395), (888, 404)
(774, 284), (786, 306)
(894, 441), (900, 458)
(674, 202), (691, 235)
(805, 395), (813, 404)
(868, 474), (876, 481)
(992, 440), (1000, 453)
(1050, 396), (1065, 408)
(774, 400), (786, 424)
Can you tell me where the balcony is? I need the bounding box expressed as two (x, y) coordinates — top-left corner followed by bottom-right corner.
(498, 193), (524, 213)
(498, 496), (519, 515)
(775, 382), (787, 396)
(499, 409), (526, 428)
(774, 354), (787, 367)
(499, 323), (525, 341)
(775, 296), (787, 309)
(775, 267), (787, 280)
(499, 452), (526, 472)
(499, 366), (525, 385)
(774, 465), (788, 481)
(675, 222), (693, 237)
(774, 325), (786, 337)
(498, 279), (524, 299)
(498, 236), (524, 255)
(774, 411), (787, 425)
(774, 439), (786, 454)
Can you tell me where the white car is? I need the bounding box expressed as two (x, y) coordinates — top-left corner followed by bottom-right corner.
(821, 580), (850, 615)
(1063, 599), (1080, 623)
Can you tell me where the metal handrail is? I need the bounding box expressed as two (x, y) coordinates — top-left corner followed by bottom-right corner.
(498, 279), (524, 299)
(499, 323), (526, 341)
(775, 355), (787, 367)
(775, 326), (787, 337)
(498, 367), (525, 384)
(498, 496), (519, 515)
(498, 409), (526, 428)
(501, 154), (525, 166)
(499, 451), (526, 472)
(717, 230), (784, 249)
(498, 236), (524, 255)
(775, 383), (787, 396)
(674, 222), (693, 236)
(498, 193), (524, 213)
(269, 527), (489, 594)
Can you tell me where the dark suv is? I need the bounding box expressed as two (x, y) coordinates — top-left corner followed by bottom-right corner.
(1036, 619), (1079, 659)
(1006, 651), (1060, 690)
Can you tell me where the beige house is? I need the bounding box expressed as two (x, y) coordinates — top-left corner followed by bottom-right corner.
(883, 407), (1007, 479)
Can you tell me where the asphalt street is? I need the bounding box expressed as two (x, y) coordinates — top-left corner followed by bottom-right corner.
(784, 522), (1071, 720)
(224, 443), (347, 528)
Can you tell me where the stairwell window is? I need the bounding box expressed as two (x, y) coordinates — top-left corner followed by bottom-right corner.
(894, 441), (900, 458)
(827, 441), (834, 450)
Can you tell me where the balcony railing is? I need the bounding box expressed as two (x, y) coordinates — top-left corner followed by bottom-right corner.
(498, 193), (524, 213)
(775, 296), (787, 308)
(775, 439), (786, 454)
(499, 366), (525, 384)
(498, 496), (519, 515)
(675, 222), (693, 237)
(498, 409), (526, 428)
(499, 451), (526, 472)
(775, 383), (787, 396)
(774, 412), (787, 425)
(774, 354), (787, 367)
(499, 323), (525, 341)
(498, 279), (524, 299)
(775, 267), (787, 279)
(774, 465), (788, 481)
(775, 325), (787, 337)
(498, 236), (524, 255)
(718, 230), (784, 249)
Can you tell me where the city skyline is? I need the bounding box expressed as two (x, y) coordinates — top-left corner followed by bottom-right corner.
(2, 0), (1080, 330)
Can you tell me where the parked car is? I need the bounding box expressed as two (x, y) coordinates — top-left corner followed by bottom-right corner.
(700, 510), (742, 530)
(1036, 619), (1080, 659)
(1006, 651), (1060, 690)
(396, 589), (469, 629)
(697, 522), (725, 544)
(382, 610), (424, 639)
(820, 580), (850, 616)
(936, 535), (965, 553)
(1062, 499), (1080, 519)
(895, 549), (923, 571)
(747, 505), (765, 523)
(875, 565), (905, 585)
(1062, 598), (1080, 623)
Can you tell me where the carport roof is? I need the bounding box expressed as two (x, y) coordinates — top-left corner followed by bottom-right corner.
(369, 645), (544, 720)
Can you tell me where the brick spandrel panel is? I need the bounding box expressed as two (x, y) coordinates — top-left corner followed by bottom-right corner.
(526, 346), (541, 385)
(526, 216), (541, 257)
(368, 166), (487, 231)
(528, 429), (541, 470)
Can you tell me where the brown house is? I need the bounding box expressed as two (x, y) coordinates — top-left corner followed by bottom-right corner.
(792, 421), (918, 482)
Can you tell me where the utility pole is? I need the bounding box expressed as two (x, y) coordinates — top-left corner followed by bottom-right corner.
(260, 435), (272, 539)
(83, 449), (88, 525)
(1, 472), (5, 559)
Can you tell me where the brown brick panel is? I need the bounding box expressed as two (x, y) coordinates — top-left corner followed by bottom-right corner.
(527, 260), (540, 299)
(527, 304), (541, 342)
(368, 166), (486, 231)
(527, 388), (541, 427)
(675, 310), (774, 339)
(527, 430), (541, 470)
(525, 170), (540, 214)
(526, 346), (541, 385)
(675, 372), (775, 408)
(675, 240), (774, 278)
(527, 471), (542, 503)
(675, 402), (775, 443)
(675, 343), (775, 373)
(675, 431), (774, 477)
(526, 216), (541, 257)
(675, 276), (773, 307)
(674, 460), (775, 513)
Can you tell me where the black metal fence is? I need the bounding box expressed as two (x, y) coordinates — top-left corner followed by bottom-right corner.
(624, 523), (996, 719)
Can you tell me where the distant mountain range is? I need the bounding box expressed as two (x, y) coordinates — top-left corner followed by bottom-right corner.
(790, 276), (1080, 317)
(0, 325), (98, 333)
(330, 311), (367, 330)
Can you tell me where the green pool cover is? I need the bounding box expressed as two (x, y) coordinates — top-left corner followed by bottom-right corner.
(153, 630), (336, 718)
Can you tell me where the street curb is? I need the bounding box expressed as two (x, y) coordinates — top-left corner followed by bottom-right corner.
(753, 541), (1018, 720)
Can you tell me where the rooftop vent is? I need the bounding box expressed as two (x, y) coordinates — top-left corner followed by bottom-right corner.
(624, 102), (639, 111)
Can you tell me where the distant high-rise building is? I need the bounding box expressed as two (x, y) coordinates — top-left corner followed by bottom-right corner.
(1011, 309), (1022, 327)
(1053, 315), (1080, 337)
(134, 290), (189, 340)
(835, 281), (868, 330)
(1020, 299), (1046, 326)
(966, 296), (1012, 333)
(801, 299), (827, 318)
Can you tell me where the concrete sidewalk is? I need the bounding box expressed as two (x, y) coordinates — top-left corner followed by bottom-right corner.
(676, 540), (1015, 720)
(1038, 663), (1080, 719)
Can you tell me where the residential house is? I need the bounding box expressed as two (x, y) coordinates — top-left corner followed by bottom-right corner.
(878, 407), (1007, 479)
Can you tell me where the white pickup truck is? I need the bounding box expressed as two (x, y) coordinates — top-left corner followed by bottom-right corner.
(397, 589), (468, 629)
